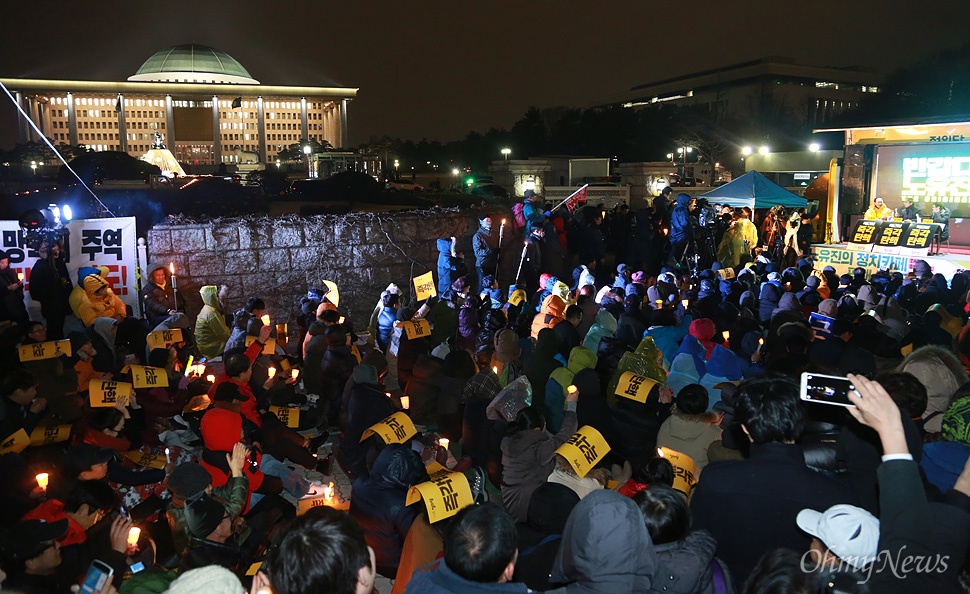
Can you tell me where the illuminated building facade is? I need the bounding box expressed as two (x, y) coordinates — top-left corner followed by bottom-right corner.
(2, 44), (357, 166)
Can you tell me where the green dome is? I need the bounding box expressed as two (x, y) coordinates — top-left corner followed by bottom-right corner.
(128, 44), (259, 84)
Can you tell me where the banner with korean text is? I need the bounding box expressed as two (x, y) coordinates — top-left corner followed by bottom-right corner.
(0, 218), (139, 318)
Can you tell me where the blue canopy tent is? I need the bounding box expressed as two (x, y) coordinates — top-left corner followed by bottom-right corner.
(699, 170), (807, 210)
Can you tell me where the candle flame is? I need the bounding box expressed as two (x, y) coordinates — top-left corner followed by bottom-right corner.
(267, 367), (277, 378)
(35, 473), (49, 488)
(128, 527), (141, 546)
(323, 481), (334, 503)
(400, 396), (410, 409)
(291, 368), (299, 379)
(169, 263), (175, 274)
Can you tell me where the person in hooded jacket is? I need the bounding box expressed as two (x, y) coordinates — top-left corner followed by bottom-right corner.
(340, 365), (398, 480)
(544, 346), (597, 433)
(634, 485), (730, 594)
(549, 489), (659, 592)
(513, 483), (581, 591)
(195, 285), (231, 359)
(461, 352), (504, 477)
(595, 325), (637, 398)
(457, 294), (481, 352)
(669, 193), (693, 265)
(582, 310), (617, 353)
(437, 237), (466, 296)
(501, 400), (578, 523)
(404, 353), (444, 426)
(531, 294), (566, 339)
(320, 325), (357, 425)
(522, 329), (563, 409)
(376, 292), (400, 354)
(76, 273), (126, 327)
(85, 317), (128, 376)
(657, 384), (722, 472)
(349, 444), (430, 577)
(758, 282), (782, 325)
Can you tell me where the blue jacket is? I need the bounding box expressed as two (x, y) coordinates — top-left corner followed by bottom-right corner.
(920, 440), (970, 493)
(670, 194), (693, 243)
(377, 306), (397, 352)
(437, 238), (466, 295)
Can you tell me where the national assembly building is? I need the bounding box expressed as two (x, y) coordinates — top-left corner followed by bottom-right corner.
(0, 43), (357, 167)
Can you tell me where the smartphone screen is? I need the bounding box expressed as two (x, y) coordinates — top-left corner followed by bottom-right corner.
(800, 373), (856, 408)
(80, 561), (113, 594)
(129, 561), (146, 574)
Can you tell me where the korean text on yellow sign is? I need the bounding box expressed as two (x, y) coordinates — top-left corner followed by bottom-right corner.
(658, 446), (697, 496)
(406, 467), (473, 523)
(402, 319), (431, 340)
(361, 412), (417, 444)
(18, 339), (72, 362)
(413, 271), (437, 301)
(245, 336), (277, 355)
(29, 425), (72, 447)
(269, 406), (301, 429)
(555, 425), (610, 478)
(614, 371), (658, 404)
(146, 328), (183, 350)
(131, 365), (169, 389)
(125, 451), (166, 469)
(89, 380), (134, 408)
(0, 429), (30, 455)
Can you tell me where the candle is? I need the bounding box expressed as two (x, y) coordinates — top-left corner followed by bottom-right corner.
(681, 299), (689, 309)
(655, 299), (663, 309)
(206, 374), (215, 383)
(758, 337), (764, 346)
(438, 437), (450, 450)
(657, 447), (665, 458)
(17, 272), (24, 281)
(338, 317), (345, 324)
(36, 473), (49, 489)
(183, 355), (194, 377)
(400, 396), (410, 409)
(567, 385), (578, 396)
(164, 448), (171, 464)
(127, 527), (141, 547)
(492, 366), (498, 375)
(260, 314), (270, 326)
(169, 263), (176, 289)
(267, 367), (277, 379)
(322, 481), (334, 504)
(276, 323), (287, 337)
(499, 219), (505, 247)
(291, 368), (299, 379)
(722, 331), (730, 341)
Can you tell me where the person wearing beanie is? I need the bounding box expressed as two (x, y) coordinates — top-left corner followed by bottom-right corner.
(76, 272), (126, 327)
(167, 454), (250, 553)
(472, 215), (499, 292)
(339, 364), (397, 480)
(181, 492), (246, 573)
(166, 566), (244, 594)
(513, 483), (581, 591)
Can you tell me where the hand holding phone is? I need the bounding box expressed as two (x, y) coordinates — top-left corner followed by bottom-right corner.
(799, 372), (857, 408)
(80, 560), (114, 594)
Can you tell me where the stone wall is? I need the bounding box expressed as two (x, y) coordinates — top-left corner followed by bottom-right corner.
(146, 208), (523, 331)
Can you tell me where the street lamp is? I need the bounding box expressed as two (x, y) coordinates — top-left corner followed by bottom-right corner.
(30, 161), (37, 176)
(394, 159), (400, 173)
(452, 168), (459, 176)
(501, 148), (511, 160)
(676, 147), (692, 177)
(303, 145), (312, 178)
(759, 146), (769, 155)
(809, 142), (820, 152)
(666, 153), (674, 161)
(741, 146), (752, 156)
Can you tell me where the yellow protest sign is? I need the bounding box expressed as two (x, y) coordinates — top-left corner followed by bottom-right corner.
(413, 271), (437, 301)
(125, 451), (166, 469)
(402, 319), (431, 340)
(0, 429), (30, 455)
(130, 365), (169, 389)
(555, 425), (610, 478)
(29, 425), (72, 447)
(245, 336), (277, 355)
(658, 447), (697, 496)
(279, 358), (291, 371)
(901, 343), (914, 356)
(406, 467), (474, 523)
(615, 371), (659, 404)
(146, 328), (183, 351)
(508, 290), (526, 307)
(89, 380), (134, 408)
(361, 412), (417, 444)
(323, 280), (340, 307)
(18, 339), (72, 362)
(270, 406), (301, 428)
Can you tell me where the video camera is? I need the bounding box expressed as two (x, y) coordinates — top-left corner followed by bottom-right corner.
(19, 204), (72, 251)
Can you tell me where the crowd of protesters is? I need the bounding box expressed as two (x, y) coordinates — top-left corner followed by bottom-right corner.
(1, 187), (970, 594)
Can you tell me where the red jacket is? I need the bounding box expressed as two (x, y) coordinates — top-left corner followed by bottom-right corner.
(207, 341), (262, 427)
(22, 500), (87, 546)
(199, 407), (264, 511)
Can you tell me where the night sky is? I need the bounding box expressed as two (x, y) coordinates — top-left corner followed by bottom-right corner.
(2, 0), (970, 149)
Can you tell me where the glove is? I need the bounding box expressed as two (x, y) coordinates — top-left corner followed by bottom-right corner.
(543, 211), (552, 218)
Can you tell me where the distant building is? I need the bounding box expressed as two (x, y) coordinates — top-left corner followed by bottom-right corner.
(1, 44), (357, 166)
(606, 56), (885, 128)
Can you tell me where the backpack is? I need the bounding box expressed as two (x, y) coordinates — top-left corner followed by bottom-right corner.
(512, 202), (527, 229)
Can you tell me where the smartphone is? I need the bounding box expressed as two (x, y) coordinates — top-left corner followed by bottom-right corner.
(119, 506), (129, 521)
(80, 560), (114, 594)
(800, 372), (857, 408)
(129, 561), (146, 574)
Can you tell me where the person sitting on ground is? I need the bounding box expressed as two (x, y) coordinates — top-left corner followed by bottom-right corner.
(257, 506), (377, 594)
(405, 502), (528, 593)
(796, 503), (879, 578)
(656, 383), (722, 473)
(167, 448), (249, 553)
(553, 305), (584, 360)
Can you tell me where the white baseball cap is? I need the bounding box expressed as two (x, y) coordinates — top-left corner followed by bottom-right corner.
(796, 504), (880, 571)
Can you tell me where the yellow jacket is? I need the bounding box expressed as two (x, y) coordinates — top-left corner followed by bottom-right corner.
(76, 274), (127, 326)
(195, 285), (231, 359)
(864, 204), (893, 220)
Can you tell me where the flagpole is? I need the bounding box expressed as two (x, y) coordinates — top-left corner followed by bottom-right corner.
(549, 184), (589, 213)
